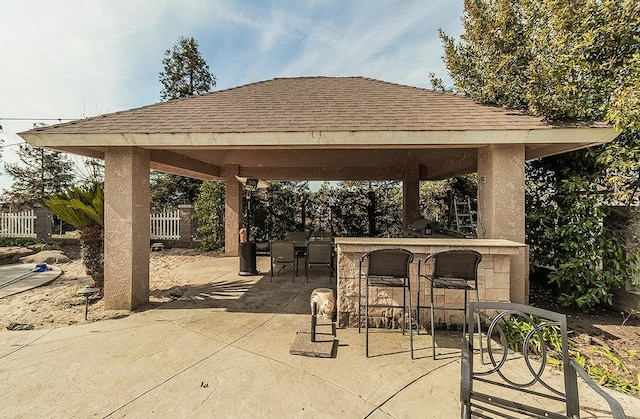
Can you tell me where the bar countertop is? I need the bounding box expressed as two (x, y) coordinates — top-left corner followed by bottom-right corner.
(334, 237), (525, 252)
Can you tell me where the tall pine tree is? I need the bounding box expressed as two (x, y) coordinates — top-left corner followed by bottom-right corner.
(159, 36), (216, 101)
(3, 142), (75, 210)
(154, 36), (217, 209)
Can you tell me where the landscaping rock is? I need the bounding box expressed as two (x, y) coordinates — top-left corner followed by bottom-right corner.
(0, 247), (35, 265)
(27, 243), (58, 252)
(20, 250), (70, 264)
(6, 323), (35, 331)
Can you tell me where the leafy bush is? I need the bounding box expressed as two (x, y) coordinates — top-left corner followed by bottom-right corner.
(194, 181), (225, 251)
(527, 150), (638, 310)
(501, 315), (563, 355)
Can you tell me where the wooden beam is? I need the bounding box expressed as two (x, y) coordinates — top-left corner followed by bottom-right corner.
(149, 150), (221, 180)
(239, 166), (407, 181)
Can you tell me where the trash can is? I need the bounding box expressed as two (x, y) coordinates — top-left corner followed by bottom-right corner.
(238, 241), (258, 276)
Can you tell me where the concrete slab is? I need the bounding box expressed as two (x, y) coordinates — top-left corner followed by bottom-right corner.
(0, 263), (62, 298)
(289, 331), (336, 358)
(1, 257), (638, 418)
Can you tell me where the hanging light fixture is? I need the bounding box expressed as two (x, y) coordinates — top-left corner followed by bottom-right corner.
(235, 175), (269, 194)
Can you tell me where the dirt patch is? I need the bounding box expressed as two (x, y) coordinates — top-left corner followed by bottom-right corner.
(0, 247), (220, 328)
(531, 283), (640, 397)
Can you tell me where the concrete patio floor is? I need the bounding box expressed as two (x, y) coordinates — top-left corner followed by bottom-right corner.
(1, 256), (638, 418)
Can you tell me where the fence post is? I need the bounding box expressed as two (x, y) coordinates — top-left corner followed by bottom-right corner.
(34, 206), (53, 239)
(178, 204), (193, 245)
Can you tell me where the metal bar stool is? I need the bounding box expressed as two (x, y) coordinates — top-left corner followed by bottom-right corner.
(358, 248), (414, 359)
(417, 249), (482, 359)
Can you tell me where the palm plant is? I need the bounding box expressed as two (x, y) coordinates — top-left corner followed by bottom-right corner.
(43, 183), (104, 291)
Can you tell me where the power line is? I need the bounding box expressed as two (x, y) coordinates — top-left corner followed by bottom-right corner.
(0, 142), (25, 149)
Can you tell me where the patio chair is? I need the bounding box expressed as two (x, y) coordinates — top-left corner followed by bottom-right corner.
(270, 241), (296, 282)
(305, 240), (334, 282)
(286, 231), (307, 275)
(417, 249), (482, 359)
(285, 231), (306, 245)
(358, 248), (414, 358)
(461, 301), (626, 418)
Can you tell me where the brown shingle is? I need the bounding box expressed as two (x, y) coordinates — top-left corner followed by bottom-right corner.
(31, 76), (554, 135)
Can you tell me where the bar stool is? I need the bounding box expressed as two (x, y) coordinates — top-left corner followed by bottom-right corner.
(358, 248), (414, 359)
(417, 249), (482, 359)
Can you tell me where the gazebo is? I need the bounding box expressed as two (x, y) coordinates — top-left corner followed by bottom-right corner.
(19, 77), (617, 311)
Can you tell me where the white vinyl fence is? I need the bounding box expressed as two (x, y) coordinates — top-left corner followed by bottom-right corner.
(1, 208), (185, 241)
(0, 210), (37, 238)
(150, 209), (180, 240)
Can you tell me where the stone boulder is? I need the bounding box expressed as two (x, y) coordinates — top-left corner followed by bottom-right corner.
(20, 250), (70, 264)
(27, 243), (58, 252)
(0, 247), (35, 265)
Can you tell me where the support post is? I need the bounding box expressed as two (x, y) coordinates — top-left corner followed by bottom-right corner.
(224, 165), (242, 256)
(403, 163), (421, 232)
(104, 147), (150, 310)
(477, 144), (528, 303)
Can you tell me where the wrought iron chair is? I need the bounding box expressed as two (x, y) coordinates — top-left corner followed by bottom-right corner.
(461, 302), (626, 418)
(269, 241), (296, 282)
(305, 240), (334, 282)
(417, 249), (482, 359)
(358, 248), (414, 358)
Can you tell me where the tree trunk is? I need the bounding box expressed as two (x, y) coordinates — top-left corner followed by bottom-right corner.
(77, 225), (104, 292)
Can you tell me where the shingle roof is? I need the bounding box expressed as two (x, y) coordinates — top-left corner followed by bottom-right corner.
(31, 76), (553, 134)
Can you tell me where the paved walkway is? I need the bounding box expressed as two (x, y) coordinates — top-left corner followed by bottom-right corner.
(1, 257), (638, 418)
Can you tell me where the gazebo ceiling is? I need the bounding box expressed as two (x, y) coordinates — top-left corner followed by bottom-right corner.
(20, 76), (618, 181)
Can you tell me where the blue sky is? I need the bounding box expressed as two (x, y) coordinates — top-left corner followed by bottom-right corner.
(0, 0), (464, 192)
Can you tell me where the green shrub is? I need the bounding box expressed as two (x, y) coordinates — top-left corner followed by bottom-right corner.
(194, 181), (225, 251)
(0, 237), (56, 247)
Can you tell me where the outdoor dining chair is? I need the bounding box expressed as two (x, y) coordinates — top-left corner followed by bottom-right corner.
(417, 249), (482, 359)
(270, 240), (296, 282)
(305, 240), (333, 282)
(358, 248), (414, 359)
(286, 231), (307, 274)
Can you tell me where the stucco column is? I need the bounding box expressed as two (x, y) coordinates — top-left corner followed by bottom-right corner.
(477, 144), (528, 304)
(223, 165), (242, 256)
(104, 147), (150, 310)
(403, 163), (421, 232)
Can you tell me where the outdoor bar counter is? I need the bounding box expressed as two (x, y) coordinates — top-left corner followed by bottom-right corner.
(334, 237), (526, 328)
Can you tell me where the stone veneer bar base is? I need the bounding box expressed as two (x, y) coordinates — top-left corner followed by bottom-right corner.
(334, 238), (525, 329)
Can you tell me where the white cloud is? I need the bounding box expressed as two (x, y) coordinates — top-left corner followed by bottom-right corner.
(195, 1), (463, 89)
(276, 2), (461, 86)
